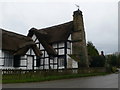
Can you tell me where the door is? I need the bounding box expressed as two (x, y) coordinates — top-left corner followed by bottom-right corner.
(27, 55), (34, 69)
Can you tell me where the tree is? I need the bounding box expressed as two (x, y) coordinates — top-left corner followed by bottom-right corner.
(107, 54), (120, 67)
(87, 41), (105, 67)
(87, 41), (99, 57)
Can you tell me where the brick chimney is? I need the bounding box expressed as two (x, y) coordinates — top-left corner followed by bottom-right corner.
(72, 9), (89, 67)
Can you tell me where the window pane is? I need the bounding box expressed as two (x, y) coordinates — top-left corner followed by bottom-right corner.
(59, 49), (64, 55)
(59, 43), (64, 48)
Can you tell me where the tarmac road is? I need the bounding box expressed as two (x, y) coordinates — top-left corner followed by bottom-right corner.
(2, 73), (118, 88)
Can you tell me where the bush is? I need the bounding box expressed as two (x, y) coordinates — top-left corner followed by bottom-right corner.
(90, 56), (106, 67)
(111, 67), (117, 73)
(107, 54), (118, 67)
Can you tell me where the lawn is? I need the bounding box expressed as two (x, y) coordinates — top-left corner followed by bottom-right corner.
(2, 72), (109, 84)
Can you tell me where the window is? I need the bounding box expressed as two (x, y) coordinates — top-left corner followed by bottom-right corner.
(4, 51), (13, 67)
(20, 60), (27, 66)
(58, 57), (64, 67)
(58, 43), (64, 48)
(59, 49), (64, 55)
(13, 55), (20, 67)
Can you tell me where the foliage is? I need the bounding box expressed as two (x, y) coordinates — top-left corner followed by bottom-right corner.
(111, 67), (117, 73)
(106, 54), (120, 68)
(87, 41), (99, 57)
(87, 41), (106, 67)
(90, 56), (106, 67)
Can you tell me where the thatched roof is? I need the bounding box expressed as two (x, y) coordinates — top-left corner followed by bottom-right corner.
(1, 28), (42, 56)
(28, 21), (73, 56)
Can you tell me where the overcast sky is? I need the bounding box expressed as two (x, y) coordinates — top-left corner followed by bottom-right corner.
(0, 0), (118, 55)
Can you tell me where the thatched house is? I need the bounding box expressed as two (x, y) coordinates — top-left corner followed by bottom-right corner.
(0, 28), (42, 69)
(27, 9), (89, 69)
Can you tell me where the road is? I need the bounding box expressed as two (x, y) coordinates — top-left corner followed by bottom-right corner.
(2, 73), (118, 88)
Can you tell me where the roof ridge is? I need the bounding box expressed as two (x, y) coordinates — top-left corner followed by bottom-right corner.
(0, 28), (27, 38)
(38, 21), (73, 31)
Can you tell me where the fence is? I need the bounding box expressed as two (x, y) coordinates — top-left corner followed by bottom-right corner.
(2, 67), (106, 75)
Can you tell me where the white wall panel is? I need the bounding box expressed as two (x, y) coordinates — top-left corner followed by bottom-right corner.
(32, 34), (36, 41)
(68, 34), (71, 40)
(40, 44), (44, 50)
(67, 55), (78, 68)
(45, 51), (48, 57)
(35, 39), (39, 43)
(31, 49), (35, 55)
(26, 49), (30, 55)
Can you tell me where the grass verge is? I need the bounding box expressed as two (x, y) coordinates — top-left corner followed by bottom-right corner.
(2, 72), (109, 84)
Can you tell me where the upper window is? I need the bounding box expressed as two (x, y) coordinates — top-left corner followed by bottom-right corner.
(58, 43), (64, 48)
(4, 51), (13, 67)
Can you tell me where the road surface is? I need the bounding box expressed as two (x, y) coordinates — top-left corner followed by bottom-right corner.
(2, 73), (118, 88)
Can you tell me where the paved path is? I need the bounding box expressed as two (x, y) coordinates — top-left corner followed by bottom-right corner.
(3, 73), (118, 88)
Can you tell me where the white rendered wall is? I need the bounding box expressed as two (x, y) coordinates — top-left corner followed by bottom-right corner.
(67, 55), (78, 68)
(40, 43), (44, 50)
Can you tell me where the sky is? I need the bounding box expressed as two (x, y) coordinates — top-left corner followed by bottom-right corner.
(0, 0), (118, 55)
